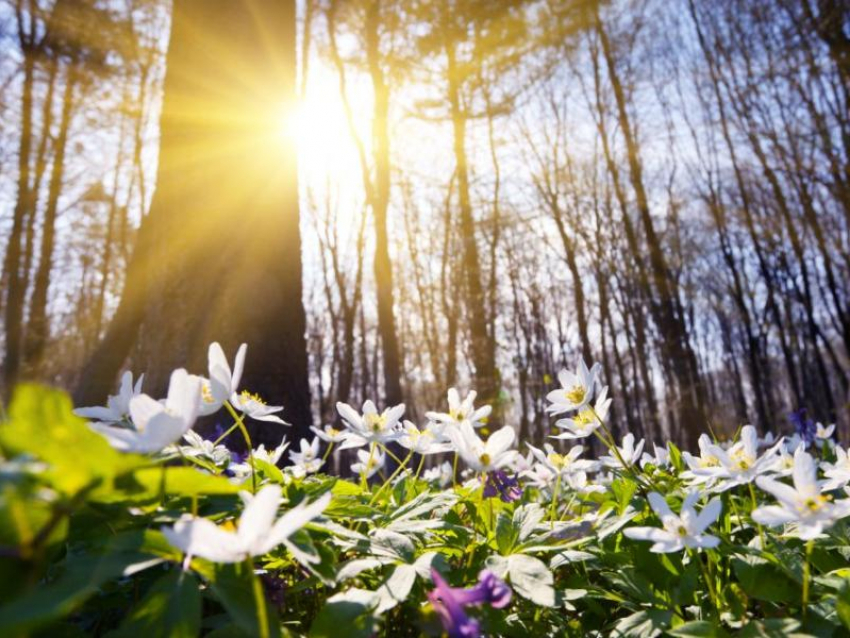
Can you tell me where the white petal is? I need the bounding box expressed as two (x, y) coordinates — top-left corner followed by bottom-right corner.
(694, 497), (722, 533)
(336, 402), (363, 430)
(231, 343), (247, 391)
(485, 426), (516, 458)
(129, 394), (164, 430)
(752, 505), (796, 527)
(74, 406), (119, 421)
(163, 518), (244, 563)
(648, 492), (673, 519)
(264, 492), (332, 553)
(238, 485), (282, 553)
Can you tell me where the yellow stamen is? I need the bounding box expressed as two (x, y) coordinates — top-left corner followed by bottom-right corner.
(565, 385), (586, 405)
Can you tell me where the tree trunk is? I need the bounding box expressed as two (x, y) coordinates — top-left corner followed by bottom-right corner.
(24, 62), (79, 370)
(75, 0), (312, 446)
(445, 37), (499, 412)
(365, 2), (403, 407)
(596, 13), (706, 447)
(2, 27), (37, 397)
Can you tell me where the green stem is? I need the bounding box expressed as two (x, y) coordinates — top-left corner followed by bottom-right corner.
(213, 422), (239, 446)
(321, 441), (335, 463)
(225, 401), (256, 494)
(802, 539), (814, 620)
(414, 454), (426, 481)
(693, 550), (720, 616)
(361, 443), (376, 490)
(452, 452), (459, 488)
(377, 442), (404, 466)
(748, 482), (766, 549)
(370, 450), (413, 506)
(549, 473), (562, 529)
(589, 410), (652, 493)
(246, 558), (270, 638)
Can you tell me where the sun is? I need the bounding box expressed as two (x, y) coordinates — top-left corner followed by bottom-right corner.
(278, 64), (373, 198)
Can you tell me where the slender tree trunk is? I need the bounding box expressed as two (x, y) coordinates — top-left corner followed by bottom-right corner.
(24, 62), (79, 370)
(365, 2), (403, 406)
(445, 36), (499, 411)
(3, 32), (37, 397)
(596, 13), (706, 447)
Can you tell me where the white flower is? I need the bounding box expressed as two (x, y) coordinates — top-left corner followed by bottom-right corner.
(507, 449), (535, 474)
(162, 484), (330, 563)
(229, 436), (288, 478)
(175, 430), (231, 467)
(351, 447), (385, 479)
(551, 387), (611, 440)
(640, 444), (670, 469)
(564, 470), (606, 494)
(526, 442), (599, 476)
(447, 422), (516, 473)
(521, 463), (557, 489)
(681, 434), (722, 485)
(288, 437), (324, 475)
(91, 369), (201, 454)
(397, 421), (453, 455)
(600, 433), (645, 469)
(310, 424), (348, 444)
(623, 491), (722, 553)
(425, 388), (492, 434)
(815, 423), (836, 449)
(758, 431), (777, 449)
(821, 446), (850, 491)
(74, 370), (144, 424)
(769, 444), (796, 478)
(785, 433), (807, 453)
(691, 426), (783, 492)
(423, 461), (454, 488)
(336, 400), (404, 449)
(753, 447), (850, 540)
(254, 437), (289, 465)
(198, 342), (247, 416)
(546, 359), (601, 415)
(229, 390), (288, 425)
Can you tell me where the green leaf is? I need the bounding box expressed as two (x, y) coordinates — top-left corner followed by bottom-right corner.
(253, 459), (285, 484)
(201, 562), (281, 638)
(738, 618), (801, 637)
(310, 589), (380, 638)
(732, 556), (797, 603)
(507, 554), (556, 607)
(117, 466), (242, 501)
(669, 620), (730, 637)
(369, 529), (415, 563)
(0, 549), (156, 635)
(613, 609), (672, 638)
(609, 478), (638, 514)
(495, 512), (518, 555)
(109, 570), (201, 638)
(0, 385), (144, 494)
(668, 442), (684, 472)
(837, 581), (850, 630)
(375, 564), (417, 612)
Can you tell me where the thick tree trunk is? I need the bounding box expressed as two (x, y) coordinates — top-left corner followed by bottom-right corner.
(75, 0), (312, 446)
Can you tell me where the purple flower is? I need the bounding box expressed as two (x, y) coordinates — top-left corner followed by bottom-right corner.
(210, 423), (228, 443)
(790, 409), (816, 446)
(427, 569), (512, 638)
(483, 470), (522, 503)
